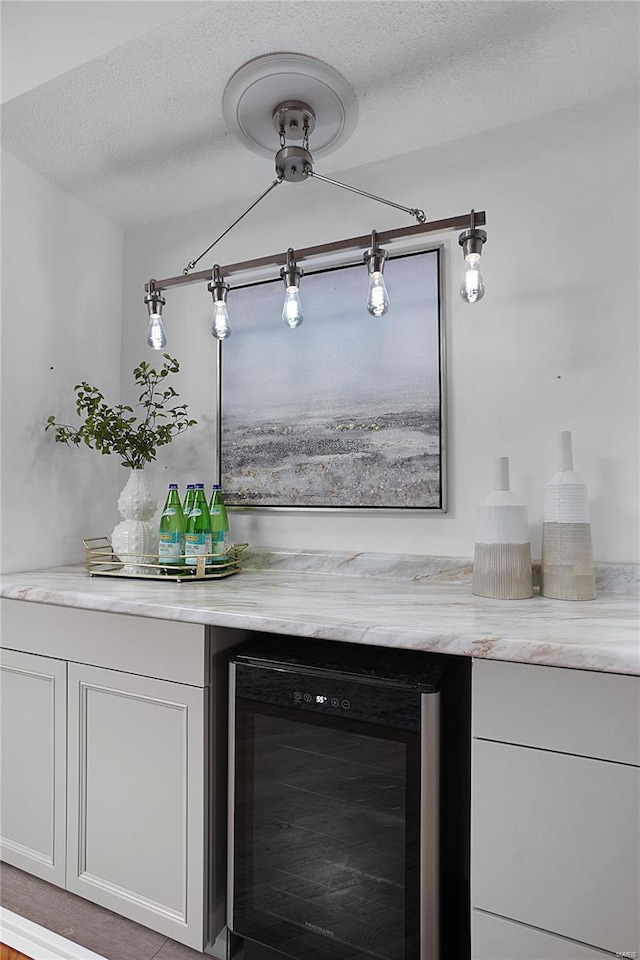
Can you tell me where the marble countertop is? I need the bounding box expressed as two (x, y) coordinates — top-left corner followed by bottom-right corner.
(1, 550), (638, 675)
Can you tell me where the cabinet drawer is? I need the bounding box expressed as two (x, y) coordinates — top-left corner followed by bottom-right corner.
(472, 910), (615, 959)
(1, 599), (207, 686)
(472, 739), (640, 955)
(473, 659), (640, 764)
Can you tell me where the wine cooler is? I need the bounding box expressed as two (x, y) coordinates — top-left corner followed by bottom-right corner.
(227, 639), (460, 960)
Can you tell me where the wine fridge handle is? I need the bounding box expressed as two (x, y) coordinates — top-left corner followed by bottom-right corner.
(227, 663), (237, 932)
(421, 692), (440, 959)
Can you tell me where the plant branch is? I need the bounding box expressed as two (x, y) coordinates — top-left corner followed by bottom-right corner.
(46, 354), (197, 470)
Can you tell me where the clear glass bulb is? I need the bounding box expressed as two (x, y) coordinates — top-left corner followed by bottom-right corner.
(282, 286), (304, 328)
(147, 313), (167, 349)
(367, 272), (389, 317)
(460, 254), (485, 303)
(211, 301), (231, 340)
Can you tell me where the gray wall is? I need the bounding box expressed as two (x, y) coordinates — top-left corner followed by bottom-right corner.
(1, 150), (124, 572)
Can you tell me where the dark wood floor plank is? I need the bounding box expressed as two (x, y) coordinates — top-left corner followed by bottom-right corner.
(0, 864), (167, 960)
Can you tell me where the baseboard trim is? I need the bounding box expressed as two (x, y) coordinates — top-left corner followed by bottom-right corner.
(0, 908), (107, 960)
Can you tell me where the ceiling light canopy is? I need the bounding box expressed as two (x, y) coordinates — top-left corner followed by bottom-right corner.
(221, 53), (358, 159)
(145, 54), (487, 345)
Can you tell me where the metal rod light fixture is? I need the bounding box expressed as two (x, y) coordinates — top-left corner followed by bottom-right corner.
(280, 248), (304, 328)
(208, 265), (231, 340)
(458, 209), (487, 303)
(364, 230), (389, 317)
(144, 83), (488, 346)
(145, 282), (167, 350)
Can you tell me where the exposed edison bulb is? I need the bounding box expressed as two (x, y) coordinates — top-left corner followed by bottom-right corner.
(147, 314), (167, 350)
(282, 286), (304, 328)
(367, 272), (389, 317)
(211, 301), (231, 340)
(460, 253), (485, 303)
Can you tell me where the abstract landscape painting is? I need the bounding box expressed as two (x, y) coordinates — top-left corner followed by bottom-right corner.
(221, 248), (444, 509)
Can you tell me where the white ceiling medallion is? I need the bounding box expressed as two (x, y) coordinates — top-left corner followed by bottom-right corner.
(222, 53), (358, 159)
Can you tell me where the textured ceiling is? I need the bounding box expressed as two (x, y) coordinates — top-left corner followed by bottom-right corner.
(0, 1), (201, 103)
(1, 1), (638, 229)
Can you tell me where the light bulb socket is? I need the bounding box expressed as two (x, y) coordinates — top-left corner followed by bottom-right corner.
(365, 250), (388, 276)
(144, 287), (165, 316)
(364, 231), (388, 276)
(280, 248), (303, 290)
(458, 229), (487, 261)
(459, 211), (487, 259)
(208, 265), (229, 304)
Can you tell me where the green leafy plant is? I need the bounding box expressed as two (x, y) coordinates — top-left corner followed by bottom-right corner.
(46, 355), (197, 470)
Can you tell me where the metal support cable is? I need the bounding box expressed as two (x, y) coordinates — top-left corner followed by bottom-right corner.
(309, 171), (426, 224)
(182, 177), (284, 274)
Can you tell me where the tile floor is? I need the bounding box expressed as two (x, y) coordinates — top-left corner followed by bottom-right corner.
(0, 864), (214, 960)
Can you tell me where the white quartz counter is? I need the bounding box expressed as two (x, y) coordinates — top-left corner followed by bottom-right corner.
(1, 551), (638, 676)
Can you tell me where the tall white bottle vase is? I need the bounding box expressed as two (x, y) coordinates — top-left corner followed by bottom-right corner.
(473, 457), (533, 600)
(111, 469), (158, 574)
(540, 431), (596, 600)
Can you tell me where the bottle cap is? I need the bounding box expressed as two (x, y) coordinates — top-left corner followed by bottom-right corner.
(186, 483), (194, 489)
(212, 483), (221, 490)
(168, 483), (178, 489)
(195, 483), (204, 489)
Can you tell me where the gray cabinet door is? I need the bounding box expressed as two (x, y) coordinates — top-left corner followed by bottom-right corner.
(0, 649), (67, 887)
(66, 663), (206, 950)
(472, 738), (640, 956)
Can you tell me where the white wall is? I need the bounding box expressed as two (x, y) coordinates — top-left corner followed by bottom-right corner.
(1, 150), (125, 573)
(121, 90), (639, 564)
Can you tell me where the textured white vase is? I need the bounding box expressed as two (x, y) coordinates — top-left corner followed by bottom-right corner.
(111, 469), (158, 573)
(541, 431), (596, 600)
(473, 457), (533, 599)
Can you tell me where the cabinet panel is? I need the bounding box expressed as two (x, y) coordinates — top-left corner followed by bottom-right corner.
(67, 664), (205, 950)
(473, 659), (640, 765)
(472, 739), (640, 955)
(0, 649), (67, 887)
(472, 910), (615, 959)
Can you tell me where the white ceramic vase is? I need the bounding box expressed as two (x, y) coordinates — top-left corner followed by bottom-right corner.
(111, 469), (158, 573)
(472, 457), (533, 599)
(540, 431), (596, 600)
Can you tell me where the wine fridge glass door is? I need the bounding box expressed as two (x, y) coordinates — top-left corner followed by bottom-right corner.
(229, 695), (422, 960)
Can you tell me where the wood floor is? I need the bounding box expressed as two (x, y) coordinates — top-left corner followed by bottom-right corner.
(1, 944), (34, 960)
(0, 864), (212, 960)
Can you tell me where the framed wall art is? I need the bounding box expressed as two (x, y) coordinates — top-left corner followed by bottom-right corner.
(220, 244), (446, 511)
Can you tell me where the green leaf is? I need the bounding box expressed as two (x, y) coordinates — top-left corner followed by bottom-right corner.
(45, 356), (195, 464)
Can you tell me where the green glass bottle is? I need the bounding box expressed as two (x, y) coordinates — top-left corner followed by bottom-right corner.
(208, 484), (230, 564)
(158, 484), (186, 568)
(185, 483), (211, 567)
(183, 483), (195, 519)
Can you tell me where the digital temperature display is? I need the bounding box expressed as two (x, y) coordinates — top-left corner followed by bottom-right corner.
(315, 695), (327, 704)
